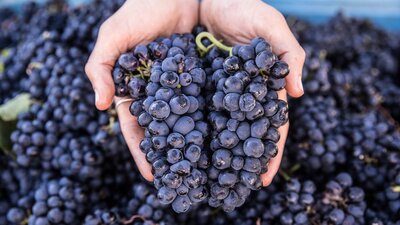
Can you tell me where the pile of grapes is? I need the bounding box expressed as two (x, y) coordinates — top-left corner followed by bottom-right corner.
(0, 1), (399, 225)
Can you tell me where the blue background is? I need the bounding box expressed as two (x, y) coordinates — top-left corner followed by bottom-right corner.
(1, 0), (400, 30)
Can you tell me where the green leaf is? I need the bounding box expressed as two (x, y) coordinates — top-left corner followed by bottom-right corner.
(0, 93), (32, 121)
(0, 94), (32, 155)
(1, 48), (10, 57)
(0, 118), (16, 154)
(392, 186), (400, 193)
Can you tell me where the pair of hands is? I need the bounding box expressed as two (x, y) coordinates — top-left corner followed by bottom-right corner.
(85, 0), (305, 185)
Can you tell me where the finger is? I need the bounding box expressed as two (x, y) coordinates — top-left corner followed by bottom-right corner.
(116, 98), (153, 182)
(255, 3), (306, 98)
(280, 49), (306, 98)
(85, 3), (138, 110)
(261, 90), (289, 186)
(85, 17), (121, 110)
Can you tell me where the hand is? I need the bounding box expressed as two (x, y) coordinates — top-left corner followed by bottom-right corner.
(200, 0), (305, 186)
(85, 0), (199, 181)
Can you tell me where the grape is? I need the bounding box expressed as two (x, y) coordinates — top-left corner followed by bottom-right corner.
(160, 71), (179, 88)
(162, 173), (183, 189)
(173, 116), (195, 135)
(176, 185), (189, 196)
(167, 149), (183, 164)
(212, 149), (233, 170)
(128, 77), (146, 99)
(152, 136), (168, 150)
(169, 95), (190, 115)
(243, 60), (259, 77)
(188, 186), (207, 203)
(270, 61), (289, 79)
(211, 184), (229, 200)
(161, 57), (179, 72)
(211, 91), (225, 111)
(223, 76), (244, 94)
(148, 100), (171, 120)
(231, 156), (244, 170)
(187, 96), (199, 113)
(6, 208), (25, 224)
(243, 138), (264, 158)
(182, 83), (201, 96)
(170, 160), (191, 176)
(245, 102), (264, 121)
(223, 93), (240, 111)
(238, 46), (255, 61)
(148, 121), (169, 136)
(157, 187), (177, 205)
(171, 196), (191, 213)
(223, 56), (241, 74)
(217, 130), (239, 149)
(247, 82), (267, 101)
(250, 118), (269, 138)
(239, 93), (256, 112)
(218, 171), (239, 188)
(184, 145), (202, 163)
(268, 77), (286, 91)
(117, 52), (138, 71)
(190, 68), (206, 84)
(226, 119), (240, 132)
(185, 130), (204, 145)
(179, 73), (192, 86)
(155, 87), (175, 101)
(165, 113), (180, 128)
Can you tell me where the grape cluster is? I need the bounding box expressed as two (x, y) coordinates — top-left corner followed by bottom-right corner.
(84, 182), (178, 225)
(113, 34), (210, 213)
(316, 173), (367, 225)
(205, 37), (289, 211)
(290, 95), (347, 174)
(259, 179), (317, 225)
(26, 177), (90, 225)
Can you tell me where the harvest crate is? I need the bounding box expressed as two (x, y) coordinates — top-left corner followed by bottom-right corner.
(266, 0), (400, 30)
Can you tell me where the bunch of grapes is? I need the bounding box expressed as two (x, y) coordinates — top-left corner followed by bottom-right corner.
(27, 177), (90, 225)
(289, 95), (347, 174)
(84, 182), (178, 225)
(112, 33), (210, 213)
(205, 36), (289, 212)
(316, 173), (367, 225)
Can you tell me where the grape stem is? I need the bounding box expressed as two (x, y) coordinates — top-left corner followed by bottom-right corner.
(195, 32), (233, 56)
(122, 215), (158, 225)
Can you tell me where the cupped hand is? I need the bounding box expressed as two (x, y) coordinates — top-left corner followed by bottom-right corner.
(85, 0), (199, 181)
(200, 0), (305, 186)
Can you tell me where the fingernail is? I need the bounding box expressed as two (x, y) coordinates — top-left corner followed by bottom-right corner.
(94, 90), (99, 104)
(297, 79), (304, 93)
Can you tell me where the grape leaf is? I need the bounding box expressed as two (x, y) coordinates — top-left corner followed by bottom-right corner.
(0, 93), (31, 121)
(0, 93), (32, 154)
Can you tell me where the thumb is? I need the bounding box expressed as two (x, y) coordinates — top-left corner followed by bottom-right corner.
(85, 5), (134, 110)
(280, 49), (306, 98)
(255, 3), (305, 98)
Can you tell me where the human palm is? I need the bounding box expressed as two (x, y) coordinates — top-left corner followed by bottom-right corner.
(85, 0), (199, 181)
(200, 0), (305, 185)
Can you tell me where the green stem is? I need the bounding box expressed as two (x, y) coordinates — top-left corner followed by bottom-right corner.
(279, 170), (291, 181)
(289, 163), (301, 173)
(195, 32), (233, 56)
